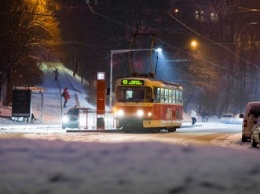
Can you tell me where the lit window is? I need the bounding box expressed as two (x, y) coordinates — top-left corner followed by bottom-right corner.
(210, 13), (214, 20)
(195, 11), (199, 19)
(161, 88), (165, 102)
(172, 90), (176, 104)
(200, 11), (204, 21)
(165, 89), (169, 103)
(210, 13), (218, 22)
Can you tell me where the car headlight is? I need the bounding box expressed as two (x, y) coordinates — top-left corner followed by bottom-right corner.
(62, 115), (69, 123)
(136, 109), (144, 117)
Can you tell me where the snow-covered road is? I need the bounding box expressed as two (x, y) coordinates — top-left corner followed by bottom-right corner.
(0, 121), (252, 151)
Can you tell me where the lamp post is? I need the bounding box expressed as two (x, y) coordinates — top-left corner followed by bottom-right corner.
(190, 40), (198, 49)
(109, 48), (161, 109)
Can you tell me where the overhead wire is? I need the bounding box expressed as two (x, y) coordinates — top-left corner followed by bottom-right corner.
(168, 0), (259, 69)
(84, 0), (257, 72)
(155, 36), (232, 71)
(85, 0), (134, 31)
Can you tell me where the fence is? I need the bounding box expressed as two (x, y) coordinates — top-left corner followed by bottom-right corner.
(78, 109), (116, 129)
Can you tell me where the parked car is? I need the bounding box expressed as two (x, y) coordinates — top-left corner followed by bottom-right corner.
(62, 107), (93, 129)
(220, 114), (243, 124)
(240, 102), (260, 142)
(251, 121), (260, 148)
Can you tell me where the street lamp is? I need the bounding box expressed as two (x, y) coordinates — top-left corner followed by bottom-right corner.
(190, 40), (198, 49)
(109, 48), (161, 109)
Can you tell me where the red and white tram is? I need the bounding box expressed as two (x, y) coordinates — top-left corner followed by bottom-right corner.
(113, 77), (183, 133)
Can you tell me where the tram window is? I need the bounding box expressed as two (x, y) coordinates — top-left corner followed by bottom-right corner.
(116, 87), (137, 101)
(172, 90), (176, 104)
(133, 90), (144, 100)
(117, 86), (147, 102)
(165, 89), (169, 103)
(176, 90), (180, 103)
(116, 89), (126, 101)
(145, 87), (152, 101)
(169, 89), (173, 103)
(126, 90), (134, 99)
(154, 87), (160, 102)
(161, 88), (165, 102)
(176, 90), (182, 104)
(179, 91), (183, 104)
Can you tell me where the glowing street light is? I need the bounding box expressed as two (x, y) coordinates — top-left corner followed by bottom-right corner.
(155, 48), (162, 53)
(190, 40), (198, 49)
(109, 48), (162, 109)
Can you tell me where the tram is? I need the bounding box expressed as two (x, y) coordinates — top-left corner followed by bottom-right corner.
(113, 77), (183, 133)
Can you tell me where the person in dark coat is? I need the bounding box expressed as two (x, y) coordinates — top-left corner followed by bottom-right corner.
(191, 108), (197, 125)
(54, 69), (59, 81)
(205, 111), (209, 122)
(201, 110), (206, 122)
(62, 87), (70, 108)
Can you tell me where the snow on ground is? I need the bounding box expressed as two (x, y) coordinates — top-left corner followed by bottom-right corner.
(0, 64), (94, 125)
(0, 139), (259, 194)
(0, 65), (260, 194)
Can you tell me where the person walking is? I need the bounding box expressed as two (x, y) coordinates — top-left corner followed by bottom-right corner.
(62, 87), (70, 108)
(205, 111), (209, 122)
(191, 108), (197, 125)
(54, 69), (59, 81)
(201, 110), (206, 122)
(31, 113), (37, 123)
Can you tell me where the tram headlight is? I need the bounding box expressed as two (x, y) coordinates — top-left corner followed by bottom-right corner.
(147, 112), (152, 117)
(136, 109), (144, 117)
(117, 109), (124, 117)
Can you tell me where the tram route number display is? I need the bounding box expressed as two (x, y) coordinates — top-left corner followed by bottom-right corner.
(12, 89), (31, 117)
(121, 79), (144, 85)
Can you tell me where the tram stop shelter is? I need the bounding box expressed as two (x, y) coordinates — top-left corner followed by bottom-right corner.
(12, 85), (45, 123)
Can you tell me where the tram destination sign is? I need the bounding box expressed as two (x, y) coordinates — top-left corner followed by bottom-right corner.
(121, 79), (144, 85)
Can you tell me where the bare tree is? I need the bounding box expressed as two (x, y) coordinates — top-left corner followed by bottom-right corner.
(172, 0), (260, 116)
(0, 0), (61, 105)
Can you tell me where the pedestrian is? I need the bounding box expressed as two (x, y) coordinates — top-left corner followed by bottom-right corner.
(191, 108), (197, 125)
(62, 87), (70, 108)
(31, 113), (37, 123)
(201, 110), (206, 122)
(54, 69), (59, 81)
(205, 111), (209, 122)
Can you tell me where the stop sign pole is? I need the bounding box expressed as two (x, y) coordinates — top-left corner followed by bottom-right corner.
(96, 72), (106, 129)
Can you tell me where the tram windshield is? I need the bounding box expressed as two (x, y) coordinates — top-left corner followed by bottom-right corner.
(116, 86), (152, 102)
